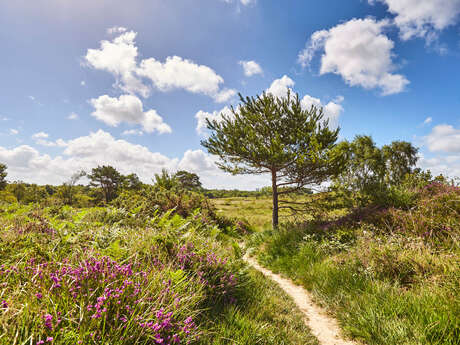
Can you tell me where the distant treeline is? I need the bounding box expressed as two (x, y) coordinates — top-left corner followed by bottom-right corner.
(0, 163), (288, 207)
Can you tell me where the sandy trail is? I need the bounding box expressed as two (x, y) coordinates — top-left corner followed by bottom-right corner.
(245, 256), (360, 345)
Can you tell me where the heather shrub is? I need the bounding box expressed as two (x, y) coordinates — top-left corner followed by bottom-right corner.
(0, 205), (242, 345)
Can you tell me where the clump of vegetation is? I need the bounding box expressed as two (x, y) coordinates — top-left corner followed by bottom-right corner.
(253, 175), (460, 345)
(0, 202), (316, 345)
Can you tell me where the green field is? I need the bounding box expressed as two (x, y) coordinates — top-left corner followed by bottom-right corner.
(212, 195), (314, 231)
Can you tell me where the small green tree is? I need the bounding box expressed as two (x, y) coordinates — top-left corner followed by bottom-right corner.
(382, 141), (418, 185)
(88, 166), (123, 203)
(153, 169), (178, 190)
(122, 173), (143, 191)
(334, 135), (419, 206)
(0, 163), (7, 190)
(60, 170), (86, 205)
(201, 92), (344, 227)
(175, 170), (202, 191)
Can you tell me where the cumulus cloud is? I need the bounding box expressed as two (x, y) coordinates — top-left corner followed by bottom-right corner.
(425, 124), (460, 152)
(265, 76), (344, 129)
(178, 149), (218, 172)
(195, 106), (233, 134)
(298, 18), (409, 95)
(418, 153), (460, 178)
(107, 26), (127, 35)
(31, 132), (66, 147)
(266, 75), (295, 98)
(137, 56), (236, 102)
(122, 129), (144, 136)
(370, 0), (460, 41)
(32, 132), (48, 139)
(300, 95), (344, 129)
(9, 129), (19, 135)
(85, 30), (235, 102)
(90, 94), (172, 134)
(239, 60), (263, 76)
(0, 130), (267, 189)
(85, 31), (150, 97)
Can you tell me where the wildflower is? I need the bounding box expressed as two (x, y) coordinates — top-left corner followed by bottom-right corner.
(43, 314), (53, 330)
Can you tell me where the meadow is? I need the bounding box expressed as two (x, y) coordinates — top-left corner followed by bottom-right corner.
(245, 182), (460, 345)
(1, 166), (459, 345)
(0, 202), (317, 345)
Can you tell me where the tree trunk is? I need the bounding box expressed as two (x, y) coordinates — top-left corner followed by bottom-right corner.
(271, 170), (279, 228)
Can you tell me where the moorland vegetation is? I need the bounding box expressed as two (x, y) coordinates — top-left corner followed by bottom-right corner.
(0, 91), (458, 345)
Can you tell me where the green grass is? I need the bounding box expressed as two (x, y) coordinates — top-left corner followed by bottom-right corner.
(0, 202), (317, 345)
(211, 196), (314, 231)
(201, 269), (318, 345)
(252, 225), (460, 345)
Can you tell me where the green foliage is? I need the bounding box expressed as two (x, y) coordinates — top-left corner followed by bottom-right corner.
(252, 176), (460, 345)
(333, 135), (419, 206)
(0, 163), (6, 190)
(175, 170), (202, 191)
(88, 165), (124, 203)
(202, 91), (344, 226)
(0, 203), (316, 345)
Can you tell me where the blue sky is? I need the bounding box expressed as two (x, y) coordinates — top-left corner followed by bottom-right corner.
(1, 0), (460, 189)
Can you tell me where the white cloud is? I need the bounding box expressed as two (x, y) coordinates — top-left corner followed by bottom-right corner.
(265, 76), (344, 129)
(32, 132), (49, 139)
(122, 129), (144, 136)
(239, 60), (263, 76)
(90, 94), (172, 134)
(423, 116), (433, 125)
(107, 26), (127, 35)
(418, 153), (460, 178)
(85, 30), (150, 97)
(222, 0), (256, 6)
(0, 130), (267, 189)
(266, 75), (295, 98)
(178, 149), (218, 172)
(298, 18), (409, 95)
(425, 124), (460, 152)
(80, 81), (86, 86)
(31, 132), (66, 147)
(138, 56), (236, 102)
(370, 0), (460, 41)
(68, 112), (79, 120)
(9, 129), (19, 135)
(85, 30), (235, 103)
(300, 94), (344, 129)
(195, 106), (233, 134)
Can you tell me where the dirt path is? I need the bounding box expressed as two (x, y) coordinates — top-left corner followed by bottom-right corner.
(245, 256), (360, 345)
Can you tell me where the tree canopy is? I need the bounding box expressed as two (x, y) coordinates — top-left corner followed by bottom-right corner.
(88, 165), (124, 203)
(334, 135), (419, 205)
(201, 92), (344, 227)
(0, 163), (7, 191)
(175, 170), (202, 191)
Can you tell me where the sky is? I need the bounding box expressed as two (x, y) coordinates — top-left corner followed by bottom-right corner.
(1, 0), (460, 189)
